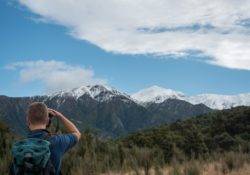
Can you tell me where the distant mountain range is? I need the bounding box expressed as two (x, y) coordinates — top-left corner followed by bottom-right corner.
(0, 85), (212, 137)
(47, 85), (250, 110)
(132, 86), (250, 110)
(0, 84), (249, 137)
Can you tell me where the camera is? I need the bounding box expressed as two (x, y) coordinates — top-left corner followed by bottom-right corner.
(47, 113), (54, 127)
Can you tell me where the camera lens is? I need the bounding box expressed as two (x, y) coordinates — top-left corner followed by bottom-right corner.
(49, 113), (53, 118)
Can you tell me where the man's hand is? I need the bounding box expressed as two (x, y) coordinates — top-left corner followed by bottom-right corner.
(48, 108), (63, 118)
(48, 108), (81, 141)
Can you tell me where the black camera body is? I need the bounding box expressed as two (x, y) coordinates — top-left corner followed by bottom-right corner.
(47, 113), (53, 128)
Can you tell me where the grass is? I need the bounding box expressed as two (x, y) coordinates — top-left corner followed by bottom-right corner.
(101, 152), (250, 175)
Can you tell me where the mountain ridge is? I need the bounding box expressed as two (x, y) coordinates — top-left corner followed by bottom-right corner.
(131, 85), (250, 109)
(3, 84), (249, 110)
(0, 85), (212, 137)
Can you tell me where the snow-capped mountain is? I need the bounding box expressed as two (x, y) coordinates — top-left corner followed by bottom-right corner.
(132, 86), (250, 109)
(131, 86), (185, 104)
(47, 85), (250, 109)
(186, 93), (250, 110)
(49, 84), (130, 102)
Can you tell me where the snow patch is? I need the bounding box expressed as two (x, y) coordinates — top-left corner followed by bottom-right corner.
(186, 93), (250, 110)
(49, 84), (130, 102)
(132, 86), (250, 109)
(131, 85), (185, 104)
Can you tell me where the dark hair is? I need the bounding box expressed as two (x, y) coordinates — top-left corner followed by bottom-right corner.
(27, 102), (48, 125)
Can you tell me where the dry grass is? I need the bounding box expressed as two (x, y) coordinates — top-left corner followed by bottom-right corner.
(102, 159), (250, 175)
(203, 162), (250, 175)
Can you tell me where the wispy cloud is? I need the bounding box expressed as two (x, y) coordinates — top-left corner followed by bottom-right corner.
(19, 0), (250, 70)
(6, 60), (107, 93)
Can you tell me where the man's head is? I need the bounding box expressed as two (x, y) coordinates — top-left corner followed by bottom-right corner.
(27, 102), (49, 128)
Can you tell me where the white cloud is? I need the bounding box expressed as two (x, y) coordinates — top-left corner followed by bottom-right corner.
(19, 0), (250, 70)
(6, 60), (106, 93)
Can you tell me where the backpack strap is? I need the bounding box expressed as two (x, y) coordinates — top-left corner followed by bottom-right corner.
(42, 132), (59, 175)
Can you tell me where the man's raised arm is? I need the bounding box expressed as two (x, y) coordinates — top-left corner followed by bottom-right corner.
(48, 109), (81, 141)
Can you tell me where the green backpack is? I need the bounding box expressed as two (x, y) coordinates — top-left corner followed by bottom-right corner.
(10, 138), (55, 175)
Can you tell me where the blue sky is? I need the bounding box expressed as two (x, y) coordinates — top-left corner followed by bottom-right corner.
(1, 1), (250, 97)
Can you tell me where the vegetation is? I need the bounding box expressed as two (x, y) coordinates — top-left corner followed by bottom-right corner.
(0, 121), (15, 175)
(122, 106), (250, 160)
(0, 106), (250, 174)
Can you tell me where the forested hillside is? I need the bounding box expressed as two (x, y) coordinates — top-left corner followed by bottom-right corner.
(122, 106), (250, 160)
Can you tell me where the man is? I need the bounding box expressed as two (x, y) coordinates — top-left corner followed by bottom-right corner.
(26, 102), (81, 174)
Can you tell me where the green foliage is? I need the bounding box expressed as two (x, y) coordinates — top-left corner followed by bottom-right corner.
(0, 121), (15, 175)
(213, 132), (237, 151)
(122, 106), (250, 162)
